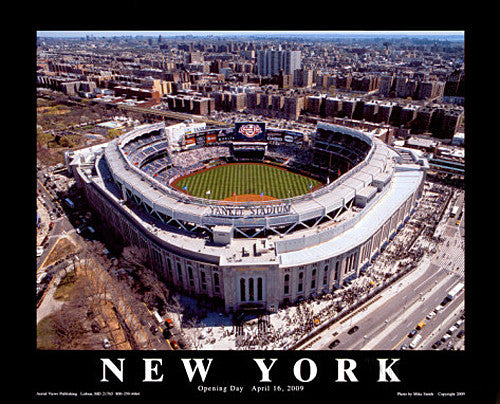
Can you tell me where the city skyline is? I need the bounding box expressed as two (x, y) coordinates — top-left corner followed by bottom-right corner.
(37, 30), (465, 40)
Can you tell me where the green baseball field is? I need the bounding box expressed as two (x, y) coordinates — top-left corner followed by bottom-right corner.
(172, 163), (322, 201)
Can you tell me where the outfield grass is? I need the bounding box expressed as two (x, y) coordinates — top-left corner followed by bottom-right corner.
(173, 163), (322, 201)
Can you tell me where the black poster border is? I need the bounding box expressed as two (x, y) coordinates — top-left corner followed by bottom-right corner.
(26, 22), (499, 404)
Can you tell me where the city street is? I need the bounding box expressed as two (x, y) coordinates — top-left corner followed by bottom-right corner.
(36, 170), (76, 272)
(303, 190), (465, 351)
(312, 260), (462, 350)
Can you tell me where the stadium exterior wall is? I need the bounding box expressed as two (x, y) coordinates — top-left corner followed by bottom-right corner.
(70, 124), (425, 313)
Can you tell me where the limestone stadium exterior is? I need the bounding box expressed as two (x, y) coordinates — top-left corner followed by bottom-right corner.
(66, 120), (427, 313)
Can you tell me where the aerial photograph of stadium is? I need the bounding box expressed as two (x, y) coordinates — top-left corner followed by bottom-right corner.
(36, 29), (465, 354)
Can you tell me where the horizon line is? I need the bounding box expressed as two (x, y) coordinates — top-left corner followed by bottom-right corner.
(37, 30), (465, 39)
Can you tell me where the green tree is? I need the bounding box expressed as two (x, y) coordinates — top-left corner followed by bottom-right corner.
(37, 128), (55, 145)
(107, 128), (123, 139)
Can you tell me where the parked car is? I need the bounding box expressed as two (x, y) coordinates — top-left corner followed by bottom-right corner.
(347, 325), (359, 335)
(36, 272), (47, 284)
(328, 339), (340, 349)
(103, 338), (111, 349)
(441, 334), (451, 342)
(416, 321), (426, 330)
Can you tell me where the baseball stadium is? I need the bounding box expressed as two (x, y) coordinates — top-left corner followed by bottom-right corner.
(66, 121), (427, 313)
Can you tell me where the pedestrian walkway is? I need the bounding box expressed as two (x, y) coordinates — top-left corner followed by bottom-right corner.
(36, 266), (67, 324)
(304, 256), (433, 350)
(433, 224), (465, 279)
(37, 197), (51, 246)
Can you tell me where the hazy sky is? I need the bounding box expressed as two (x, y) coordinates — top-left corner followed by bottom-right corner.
(37, 30), (465, 39)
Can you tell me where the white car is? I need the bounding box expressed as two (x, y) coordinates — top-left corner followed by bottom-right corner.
(441, 334), (451, 342)
(434, 305), (444, 312)
(36, 272), (47, 284)
(36, 246), (44, 257)
(426, 311), (436, 320)
(447, 325), (457, 335)
(103, 338), (111, 349)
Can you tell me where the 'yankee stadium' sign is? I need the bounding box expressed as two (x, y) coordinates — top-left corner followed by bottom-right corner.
(208, 202), (292, 218)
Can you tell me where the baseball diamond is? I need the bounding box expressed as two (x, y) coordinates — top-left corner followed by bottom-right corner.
(66, 121), (427, 313)
(172, 163), (322, 201)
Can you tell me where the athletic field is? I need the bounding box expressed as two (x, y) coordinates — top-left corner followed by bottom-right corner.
(173, 163), (322, 201)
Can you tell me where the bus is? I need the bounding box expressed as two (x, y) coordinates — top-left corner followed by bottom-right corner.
(446, 282), (464, 301)
(409, 334), (422, 349)
(152, 310), (164, 325)
(450, 206), (459, 218)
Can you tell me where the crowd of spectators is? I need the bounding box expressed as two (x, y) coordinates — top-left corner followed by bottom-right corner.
(171, 146), (231, 168)
(120, 126), (366, 191)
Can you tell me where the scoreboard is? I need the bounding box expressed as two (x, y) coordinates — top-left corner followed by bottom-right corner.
(266, 128), (304, 146)
(184, 128), (233, 148)
(182, 124), (305, 148)
(234, 122), (266, 142)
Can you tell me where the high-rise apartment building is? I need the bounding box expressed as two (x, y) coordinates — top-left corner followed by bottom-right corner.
(413, 106), (435, 134)
(417, 81), (445, 100)
(284, 96), (304, 120)
(257, 49), (301, 76)
(394, 76), (408, 98)
(399, 105), (418, 126)
(379, 75), (393, 96)
(324, 97), (343, 117)
(377, 102), (395, 124)
(306, 95), (323, 115)
(294, 68), (313, 88)
(444, 69), (464, 97)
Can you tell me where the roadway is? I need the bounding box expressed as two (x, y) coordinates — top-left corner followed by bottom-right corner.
(312, 189), (465, 351)
(319, 262), (462, 350)
(110, 103), (227, 126)
(419, 296), (464, 350)
(372, 287), (464, 350)
(36, 170), (76, 272)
